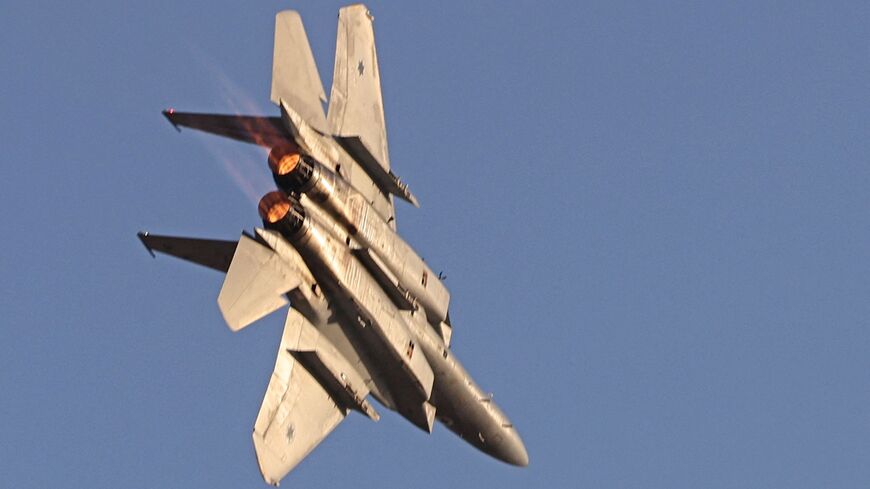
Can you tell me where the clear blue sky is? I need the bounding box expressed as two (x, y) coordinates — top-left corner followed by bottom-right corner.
(1, 1), (868, 488)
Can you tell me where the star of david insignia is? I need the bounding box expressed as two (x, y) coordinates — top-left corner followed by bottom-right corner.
(357, 60), (365, 76)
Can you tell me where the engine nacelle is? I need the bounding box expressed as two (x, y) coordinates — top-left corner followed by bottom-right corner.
(268, 144), (322, 195)
(265, 148), (450, 325)
(258, 191), (307, 239)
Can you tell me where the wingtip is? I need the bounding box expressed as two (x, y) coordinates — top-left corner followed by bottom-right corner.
(137, 231), (156, 258)
(162, 108), (181, 132)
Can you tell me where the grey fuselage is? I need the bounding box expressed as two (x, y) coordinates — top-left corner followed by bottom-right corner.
(272, 153), (450, 325)
(268, 191), (528, 466)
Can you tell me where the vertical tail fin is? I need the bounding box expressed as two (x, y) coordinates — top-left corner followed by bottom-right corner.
(271, 11), (328, 133)
(326, 5), (391, 171)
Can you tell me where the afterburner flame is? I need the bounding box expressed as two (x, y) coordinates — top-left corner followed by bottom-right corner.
(268, 144), (302, 176)
(258, 191), (291, 223)
(276, 153), (301, 175)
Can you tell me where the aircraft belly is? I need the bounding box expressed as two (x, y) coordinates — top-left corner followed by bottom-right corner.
(409, 318), (528, 466)
(144, 4), (529, 482)
(300, 177), (449, 324)
(315, 312), (395, 409)
(290, 219), (435, 408)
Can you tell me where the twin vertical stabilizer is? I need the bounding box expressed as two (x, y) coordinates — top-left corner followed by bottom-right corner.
(272, 5), (391, 172)
(270, 11), (328, 133)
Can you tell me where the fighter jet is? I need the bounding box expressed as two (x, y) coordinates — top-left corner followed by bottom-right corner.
(139, 5), (528, 485)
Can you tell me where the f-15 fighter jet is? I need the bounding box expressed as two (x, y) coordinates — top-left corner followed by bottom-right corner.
(139, 5), (528, 485)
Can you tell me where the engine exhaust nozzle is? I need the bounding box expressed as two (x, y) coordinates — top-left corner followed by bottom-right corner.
(258, 191), (306, 238)
(268, 146), (318, 193)
(258, 191), (291, 223)
(268, 143), (302, 177)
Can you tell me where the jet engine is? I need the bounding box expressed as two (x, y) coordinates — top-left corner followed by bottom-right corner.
(258, 191), (306, 239)
(266, 147), (450, 325)
(268, 145), (337, 206)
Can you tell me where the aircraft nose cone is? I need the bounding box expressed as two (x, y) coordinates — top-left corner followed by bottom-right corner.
(505, 436), (530, 467)
(505, 444), (529, 467)
(491, 429), (529, 467)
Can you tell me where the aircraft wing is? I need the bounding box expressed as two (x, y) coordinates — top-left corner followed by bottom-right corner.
(137, 232), (237, 272)
(162, 111), (290, 148)
(254, 308), (378, 486)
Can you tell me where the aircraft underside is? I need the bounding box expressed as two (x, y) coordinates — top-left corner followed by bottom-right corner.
(140, 4), (527, 485)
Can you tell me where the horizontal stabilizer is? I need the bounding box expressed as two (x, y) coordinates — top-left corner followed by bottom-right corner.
(217, 232), (301, 331)
(162, 110), (289, 147)
(138, 231), (237, 273)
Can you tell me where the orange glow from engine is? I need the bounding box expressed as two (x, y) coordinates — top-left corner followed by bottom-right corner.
(276, 153), (300, 175)
(268, 143), (302, 175)
(258, 191), (291, 223)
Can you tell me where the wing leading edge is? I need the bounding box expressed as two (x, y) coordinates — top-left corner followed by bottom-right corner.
(137, 232), (237, 272)
(162, 111), (289, 147)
